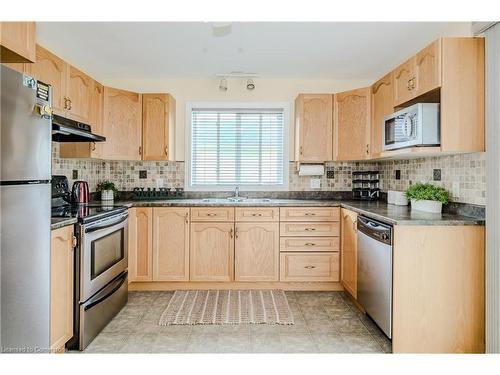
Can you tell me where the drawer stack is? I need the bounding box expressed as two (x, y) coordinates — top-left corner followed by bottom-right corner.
(279, 207), (340, 282)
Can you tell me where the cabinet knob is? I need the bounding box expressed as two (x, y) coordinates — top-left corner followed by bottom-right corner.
(305, 228), (316, 231)
(165, 146), (168, 157)
(72, 235), (77, 248)
(67, 98), (72, 110)
(230, 228), (234, 239)
(206, 213), (216, 217)
(305, 243), (316, 246)
(304, 213), (316, 216)
(304, 265), (316, 269)
(139, 146), (142, 155)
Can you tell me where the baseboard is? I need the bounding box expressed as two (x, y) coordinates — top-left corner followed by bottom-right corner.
(128, 281), (344, 292)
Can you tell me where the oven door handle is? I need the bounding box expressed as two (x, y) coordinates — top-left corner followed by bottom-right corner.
(83, 272), (128, 311)
(85, 214), (128, 233)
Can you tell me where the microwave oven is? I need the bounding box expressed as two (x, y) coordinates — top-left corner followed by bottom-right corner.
(382, 103), (440, 151)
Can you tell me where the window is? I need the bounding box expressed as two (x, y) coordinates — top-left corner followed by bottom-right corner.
(186, 103), (289, 190)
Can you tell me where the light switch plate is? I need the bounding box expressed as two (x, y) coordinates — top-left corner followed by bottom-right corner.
(310, 178), (321, 189)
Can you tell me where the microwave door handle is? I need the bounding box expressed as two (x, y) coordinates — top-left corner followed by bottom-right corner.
(85, 215), (127, 233)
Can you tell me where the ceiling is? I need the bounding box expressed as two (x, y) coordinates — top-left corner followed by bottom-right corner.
(36, 22), (471, 81)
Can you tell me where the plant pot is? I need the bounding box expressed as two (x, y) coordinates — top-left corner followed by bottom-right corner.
(101, 189), (114, 202)
(411, 199), (442, 213)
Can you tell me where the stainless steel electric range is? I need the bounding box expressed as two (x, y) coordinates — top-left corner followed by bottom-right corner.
(51, 176), (129, 350)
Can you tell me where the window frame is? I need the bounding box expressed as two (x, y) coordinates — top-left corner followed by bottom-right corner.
(185, 101), (290, 191)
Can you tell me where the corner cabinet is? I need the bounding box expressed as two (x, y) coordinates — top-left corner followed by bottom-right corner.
(142, 93), (176, 161)
(50, 226), (75, 352)
(152, 208), (190, 281)
(340, 208), (358, 299)
(294, 94), (333, 162)
(128, 207), (153, 281)
(0, 22), (36, 63)
(334, 87), (371, 161)
(102, 87), (142, 160)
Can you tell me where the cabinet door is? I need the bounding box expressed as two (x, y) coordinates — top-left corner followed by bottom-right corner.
(60, 79), (104, 158)
(371, 72), (394, 157)
(142, 93), (175, 160)
(190, 222), (234, 281)
(0, 22), (36, 63)
(295, 94), (333, 162)
(128, 208), (153, 281)
(153, 208), (190, 281)
(415, 39), (441, 97)
(28, 45), (68, 117)
(50, 226), (74, 352)
(334, 87), (371, 160)
(102, 87), (142, 160)
(340, 208), (358, 298)
(66, 65), (93, 124)
(393, 57), (416, 106)
(235, 222), (279, 281)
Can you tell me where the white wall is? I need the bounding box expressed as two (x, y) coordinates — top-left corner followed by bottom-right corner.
(102, 77), (372, 161)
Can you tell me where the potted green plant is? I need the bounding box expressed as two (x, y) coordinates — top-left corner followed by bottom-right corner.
(405, 183), (450, 213)
(96, 180), (119, 202)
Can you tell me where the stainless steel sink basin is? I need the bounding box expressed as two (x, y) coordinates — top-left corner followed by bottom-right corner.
(200, 197), (273, 204)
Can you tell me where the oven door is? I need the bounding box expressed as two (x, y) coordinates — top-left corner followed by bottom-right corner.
(80, 211), (128, 301)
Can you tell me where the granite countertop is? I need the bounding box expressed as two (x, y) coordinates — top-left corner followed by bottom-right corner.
(51, 217), (78, 230)
(113, 198), (484, 226)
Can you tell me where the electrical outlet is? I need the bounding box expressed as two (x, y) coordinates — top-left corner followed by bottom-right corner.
(433, 169), (441, 181)
(310, 178), (321, 189)
(395, 170), (401, 180)
(139, 170), (147, 179)
(72, 170), (78, 179)
(326, 170), (335, 179)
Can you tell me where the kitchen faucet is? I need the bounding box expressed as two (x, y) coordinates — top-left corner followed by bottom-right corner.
(234, 185), (239, 198)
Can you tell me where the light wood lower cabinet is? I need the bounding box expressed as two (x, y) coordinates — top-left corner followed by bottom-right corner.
(152, 208), (190, 281)
(280, 252), (339, 282)
(190, 222), (235, 281)
(340, 208), (358, 299)
(235, 222), (279, 281)
(280, 222), (340, 237)
(50, 226), (75, 352)
(128, 207), (153, 281)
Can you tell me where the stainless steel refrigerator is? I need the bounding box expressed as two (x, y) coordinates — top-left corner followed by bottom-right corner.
(1, 65), (52, 352)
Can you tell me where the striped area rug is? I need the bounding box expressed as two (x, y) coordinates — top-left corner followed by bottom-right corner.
(158, 290), (294, 325)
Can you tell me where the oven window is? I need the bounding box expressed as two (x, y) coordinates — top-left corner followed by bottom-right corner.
(91, 229), (124, 280)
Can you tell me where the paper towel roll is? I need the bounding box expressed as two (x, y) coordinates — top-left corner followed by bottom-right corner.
(298, 164), (325, 176)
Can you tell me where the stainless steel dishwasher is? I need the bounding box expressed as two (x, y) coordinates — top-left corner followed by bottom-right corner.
(357, 216), (393, 339)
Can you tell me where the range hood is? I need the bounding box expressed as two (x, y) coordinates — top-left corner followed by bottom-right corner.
(52, 114), (106, 142)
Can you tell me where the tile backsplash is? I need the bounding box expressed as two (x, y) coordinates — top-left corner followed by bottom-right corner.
(52, 143), (486, 205)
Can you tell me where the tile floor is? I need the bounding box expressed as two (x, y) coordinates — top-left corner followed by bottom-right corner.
(84, 291), (392, 353)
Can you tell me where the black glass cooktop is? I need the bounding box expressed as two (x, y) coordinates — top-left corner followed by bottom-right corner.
(51, 204), (127, 223)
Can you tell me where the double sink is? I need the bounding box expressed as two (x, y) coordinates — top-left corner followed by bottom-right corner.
(201, 197), (272, 204)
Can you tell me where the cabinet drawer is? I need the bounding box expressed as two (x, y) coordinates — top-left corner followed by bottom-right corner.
(280, 222), (340, 237)
(280, 252), (339, 282)
(235, 207), (279, 222)
(280, 236), (339, 252)
(280, 207), (339, 221)
(191, 207), (235, 222)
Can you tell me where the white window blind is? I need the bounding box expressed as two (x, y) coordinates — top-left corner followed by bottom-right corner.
(190, 108), (285, 187)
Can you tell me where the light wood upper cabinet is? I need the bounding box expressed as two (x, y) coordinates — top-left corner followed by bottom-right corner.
(0, 22), (36, 63)
(28, 46), (68, 116)
(334, 87), (371, 161)
(190, 222), (234, 282)
(235, 222), (279, 282)
(414, 39), (441, 97)
(142, 93), (176, 161)
(66, 65), (93, 124)
(371, 72), (394, 158)
(128, 207), (153, 282)
(340, 208), (358, 299)
(295, 94), (333, 162)
(50, 226), (74, 352)
(102, 87), (142, 160)
(393, 57), (416, 106)
(60, 79), (104, 158)
(152, 208), (190, 281)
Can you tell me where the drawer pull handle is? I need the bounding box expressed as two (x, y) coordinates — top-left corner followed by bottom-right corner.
(305, 243), (316, 246)
(251, 213), (263, 217)
(206, 213), (217, 216)
(304, 213), (316, 216)
(304, 266), (316, 269)
(305, 228), (316, 231)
